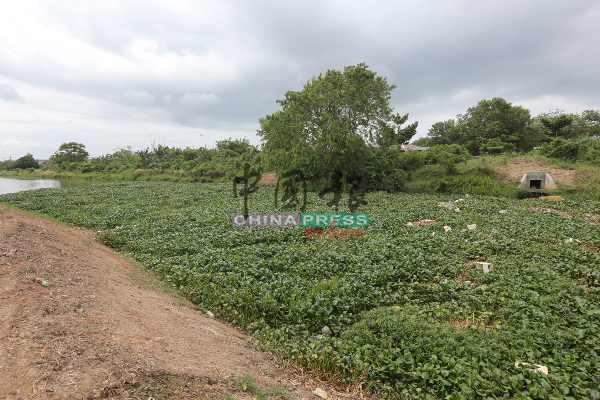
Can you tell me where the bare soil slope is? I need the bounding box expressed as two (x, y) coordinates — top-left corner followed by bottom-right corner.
(0, 205), (322, 400)
(491, 156), (576, 186)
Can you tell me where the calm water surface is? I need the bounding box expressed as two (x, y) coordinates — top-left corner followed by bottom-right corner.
(0, 177), (93, 196)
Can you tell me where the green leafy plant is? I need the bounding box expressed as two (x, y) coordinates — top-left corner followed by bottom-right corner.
(2, 182), (599, 399)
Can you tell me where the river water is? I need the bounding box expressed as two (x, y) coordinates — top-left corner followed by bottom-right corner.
(0, 177), (93, 196)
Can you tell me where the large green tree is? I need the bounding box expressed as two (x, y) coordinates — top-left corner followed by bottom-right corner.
(427, 119), (459, 145)
(14, 153), (40, 169)
(50, 142), (89, 163)
(427, 98), (540, 154)
(539, 114), (574, 139)
(535, 109), (600, 140)
(257, 63), (417, 183)
(572, 109), (600, 139)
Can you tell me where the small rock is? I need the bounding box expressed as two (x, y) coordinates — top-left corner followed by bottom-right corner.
(206, 311), (215, 318)
(322, 326), (330, 335)
(33, 277), (44, 284)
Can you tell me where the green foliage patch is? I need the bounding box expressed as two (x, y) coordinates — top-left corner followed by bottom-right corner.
(1, 182), (599, 399)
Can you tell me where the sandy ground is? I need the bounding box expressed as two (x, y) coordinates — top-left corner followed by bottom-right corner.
(0, 205), (344, 400)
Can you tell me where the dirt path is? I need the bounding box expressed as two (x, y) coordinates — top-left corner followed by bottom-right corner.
(0, 205), (324, 400)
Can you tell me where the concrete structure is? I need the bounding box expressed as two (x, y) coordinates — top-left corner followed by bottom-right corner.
(519, 171), (557, 190)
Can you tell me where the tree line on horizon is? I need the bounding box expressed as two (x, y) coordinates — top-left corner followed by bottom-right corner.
(2, 64), (599, 192)
(415, 99), (600, 158)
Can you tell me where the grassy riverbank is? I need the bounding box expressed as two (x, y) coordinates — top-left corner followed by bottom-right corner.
(3, 154), (600, 200)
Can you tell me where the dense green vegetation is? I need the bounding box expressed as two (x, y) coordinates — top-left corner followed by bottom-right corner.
(1, 182), (598, 399)
(426, 101), (600, 157)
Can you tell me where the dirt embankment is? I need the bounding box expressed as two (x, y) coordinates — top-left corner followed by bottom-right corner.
(0, 205), (326, 400)
(492, 157), (576, 186)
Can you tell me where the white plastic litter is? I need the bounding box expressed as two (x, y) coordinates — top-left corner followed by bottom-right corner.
(475, 262), (494, 273)
(515, 361), (548, 375)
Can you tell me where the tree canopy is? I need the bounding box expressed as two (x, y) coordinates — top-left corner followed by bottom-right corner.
(427, 98), (545, 154)
(50, 142), (89, 163)
(14, 153), (39, 169)
(539, 114), (574, 138)
(534, 109), (600, 140)
(257, 63), (417, 182)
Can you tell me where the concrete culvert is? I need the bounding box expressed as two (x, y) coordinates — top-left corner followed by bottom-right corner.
(519, 171), (557, 190)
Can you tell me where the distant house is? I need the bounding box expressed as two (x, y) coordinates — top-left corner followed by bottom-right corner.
(372, 143), (430, 150)
(401, 143), (429, 151)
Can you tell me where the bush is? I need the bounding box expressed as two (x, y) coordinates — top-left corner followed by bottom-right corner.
(538, 137), (600, 163)
(14, 153), (39, 169)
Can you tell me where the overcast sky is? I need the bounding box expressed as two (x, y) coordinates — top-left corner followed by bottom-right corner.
(1, 0), (599, 159)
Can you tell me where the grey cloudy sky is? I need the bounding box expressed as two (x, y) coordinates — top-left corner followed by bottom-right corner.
(1, 0), (599, 159)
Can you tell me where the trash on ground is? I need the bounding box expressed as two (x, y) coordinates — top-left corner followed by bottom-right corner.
(41, 281), (49, 287)
(313, 388), (328, 399)
(322, 326), (330, 335)
(515, 360), (548, 375)
(499, 210), (507, 214)
(75, 308), (83, 313)
(206, 311), (215, 318)
(565, 238), (581, 243)
(538, 196), (564, 200)
(465, 194), (471, 197)
(454, 208), (461, 212)
(406, 219), (437, 227)
(456, 199), (464, 202)
(438, 201), (455, 209)
(467, 224), (476, 230)
(475, 262), (494, 273)
(443, 226), (451, 231)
